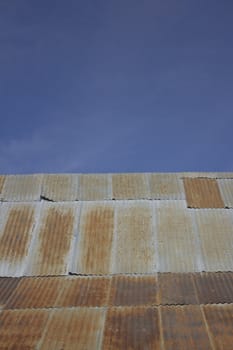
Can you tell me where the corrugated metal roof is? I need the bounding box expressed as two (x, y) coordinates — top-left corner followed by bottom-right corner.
(0, 175), (5, 196)
(77, 174), (111, 200)
(149, 173), (185, 199)
(42, 174), (78, 201)
(0, 277), (21, 308)
(217, 179), (233, 208)
(1, 174), (42, 201)
(112, 173), (150, 199)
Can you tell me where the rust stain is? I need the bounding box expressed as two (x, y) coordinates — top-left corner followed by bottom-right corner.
(42, 174), (78, 201)
(194, 272), (233, 304)
(103, 306), (161, 350)
(109, 275), (158, 306)
(74, 203), (114, 274)
(77, 174), (110, 200)
(0, 175), (5, 194)
(40, 307), (105, 350)
(161, 305), (212, 349)
(56, 276), (110, 307)
(158, 273), (198, 305)
(0, 278), (21, 308)
(203, 304), (233, 350)
(112, 173), (149, 199)
(0, 309), (50, 349)
(183, 177), (224, 208)
(5, 276), (63, 309)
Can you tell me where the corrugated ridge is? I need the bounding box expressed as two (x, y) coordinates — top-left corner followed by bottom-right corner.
(41, 174), (78, 201)
(1, 174), (42, 201)
(77, 174), (111, 200)
(218, 178), (233, 208)
(112, 173), (150, 199)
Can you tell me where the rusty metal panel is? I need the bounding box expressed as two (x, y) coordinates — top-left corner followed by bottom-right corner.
(112, 173), (150, 199)
(112, 201), (156, 274)
(203, 304), (233, 350)
(27, 202), (79, 276)
(109, 275), (158, 306)
(72, 202), (114, 274)
(149, 173), (185, 199)
(0, 175), (5, 197)
(77, 173), (111, 200)
(0, 308), (50, 349)
(157, 201), (201, 272)
(42, 174), (78, 201)
(194, 209), (233, 271)
(193, 272), (233, 304)
(0, 203), (38, 276)
(218, 179), (233, 208)
(1, 174), (42, 201)
(40, 307), (106, 350)
(183, 177), (224, 208)
(5, 276), (64, 309)
(55, 276), (110, 307)
(0, 277), (21, 308)
(158, 273), (198, 305)
(103, 306), (161, 350)
(161, 305), (212, 349)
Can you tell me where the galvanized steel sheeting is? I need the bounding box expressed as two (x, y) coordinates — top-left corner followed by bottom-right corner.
(77, 174), (111, 200)
(218, 178), (233, 208)
(42, 174), (78, 201)
(1, 174), (42, 201)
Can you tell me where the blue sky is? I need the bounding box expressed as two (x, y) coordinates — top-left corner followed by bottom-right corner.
(0, 0), (233, 174)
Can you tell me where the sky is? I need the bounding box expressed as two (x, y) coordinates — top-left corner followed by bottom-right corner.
(0, 0), (233, 174)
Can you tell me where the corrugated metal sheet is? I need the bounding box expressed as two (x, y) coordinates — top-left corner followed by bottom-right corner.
(72, 202), (114, 274)
(42, 174), (78, 201)
(180, 172), (218, 178)
(27, 202), (79, 276)
(112, 201), (156, 273)
(193, 272), (233, 304)
(194, 209), (233, 271)
(158, 273), (198, 305)
(55, 276), (110, 307)
(40, 307), (106, 350)
(183, 177), (224, 208)
(5, 276), (64, 309)
(203, 305), (233, 350)
(0, 277), (21, 308)
(112, 173), (150, 199)
(0, 203), (38, 276)
(160, 305), (212, 349)
(77, 174), (111, 200)
(157, 201), (201, 272)
(215, 172), (233, 179)
(149, 173), (185, 199)
(102, 307), (161, 350)
(0, 175), (5, 196)
(109, 275), (158, 306)
(1, 174), (42, 201)
(218, 179), (233, 208)
(0, 309), (50, 349)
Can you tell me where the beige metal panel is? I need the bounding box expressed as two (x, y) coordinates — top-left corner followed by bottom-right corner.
(27, 202), (79, 276)
(40, 307), (106, 350)
(42, 174), (78, 201)
(0, 175), (5, 197)
(215, 172), (233, 179)
(112, 173), (150, 199)
(112, 201), (156, 274)
(72, 202), (114, 274)
(0, 203), (38, 276)
(77, 173), (111, 200)
(157, 201), (202, 272)
(1, 174), (42, 201)
(180, 172), (218, 178)
(149, 173), (185, 199)
(194, 209), (233, 271)
(218, 179), (233, 208)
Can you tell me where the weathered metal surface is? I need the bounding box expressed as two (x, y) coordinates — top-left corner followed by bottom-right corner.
(72, 202), (114, 274)
(55, 276), (110, 307)
(27, 203), (78, 276)
(5, 276), (64, 309)
(42, 174), (78, 201)
(193, 272), (233, 304)
(218, 179), (233, 208)
(194, 209), (233, 271)
(112, 201), (156, 273)
(102, 307), (161, 350)
(0, 175), (5, 196)
(109, 275), (158, 306)
(161, 305), (212, 349)
(0, 203), (37, 276)
(40, 307), (106, 350)
(180, 172), (218, 178)
(77, 174), (111, 200)
(112, 173), (149, 199)
(183, 177), (224, 208)
(1, 174), (42, 201)
(0, 309), (50, 349)
(149, 173), (185, 199)
(158, 273), (198, 305)
(0, 277), (21, 308)
(215, 172), (233, 178)
(157, 201), (201, 272)
(203, 304), (233, 350)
